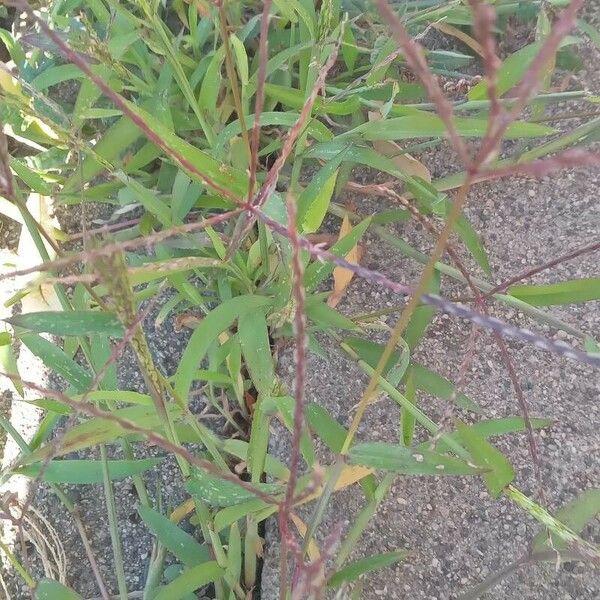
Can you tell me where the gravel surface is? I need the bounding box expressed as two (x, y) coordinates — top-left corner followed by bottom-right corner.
(262, 172), (600, 598)
(260, 30), (600, 600)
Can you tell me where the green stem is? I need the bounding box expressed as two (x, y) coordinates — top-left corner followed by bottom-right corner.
(0, 539), (35, 588)
(338, 340), (469, 459)
(301, 458), (344, 555)
(0, 416), (30, 454)
(143, 544), (167, 600)
(101, 445), (128, 600)
(407, 90), (588, 112)
(335, 473), (395, 568)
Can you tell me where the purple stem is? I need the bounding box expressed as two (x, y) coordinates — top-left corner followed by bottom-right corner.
(249, 204), (600, 368)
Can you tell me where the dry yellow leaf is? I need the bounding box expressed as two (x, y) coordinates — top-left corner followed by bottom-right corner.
(373, 140), (431, 182)
(327, 214), (361, 308)
(290, 513), (321, 562)
(334, 464), (374, 490)
(367, 111), (431, 182)
(430, 22), (484, 57)
(19, 194), (61, 313)
(298, 464), (375, 506)
(170, 498), (195, 524)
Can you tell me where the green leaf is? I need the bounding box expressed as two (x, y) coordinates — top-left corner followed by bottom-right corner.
(171, 170), (196, 223)
(20, 333), (92, 392)
(456, 214), (491, 276)
(78, 108), (123, 119)
(344, 336), (405, 376)
(556, 46), (583, 72)
(272, 0), (315, 37)
(230, 34), (249, 87)
(225, 522), (242, 584)
(578, 18), (600, 51)
(138, 504), (210, 566)
(456, 421), (514, 497)
(345, 336), (410, 387)
(358, 114), (554, 140)
(22, 405), (179, 464)
(404, 270), (440, 350)
(508, 278), (600, 306)
(214, 498), (270, 533)
(272, 0), (297, 21)
(199, 47), (225, 114)
(532, 488), (600, 552)
(186, 471), (282, 507)
(304, 401), (379, 497)
(305, 403), (348, 453)
(215, 112), (332, 152)
(175, 295), (272, 401)
(469, 42), (543, 100)
(73, 69), (106, 124)
(275, 396), (316, 467)
(0, 29), (25, 67)
(401, 369), (416, 447)
(223, 439), (289, 480)
(10, 160), (52, 195)
(265, 83), (360, 115)
(153, 561), (224, 600)
(506, 486), (600, 563)
(300, 168), (339, 233)
(35, 579), (82, 600)
(245, 42), (313, 97)
(305, 298), (357, 331)
(0, 332), (22, 397)
(116, 172), (172, 227)
(89, 335), (118, 391)
(411, 363), (480, 413)
(349, 442), (480, 475)
(238, 311), (274, 398)
(7, 311), (124, 337)
(63, 116), (142, 192)
(584, 335), (600, 354)
(425, 417), (552, 453)
(76, 390), (153, 406)
(31, 64), (84, 90)
(247, 397), (274, 483)
(341, 24), (358, 72)
(298, 147), (349, 232)
(16, 458), (162, 484)
(123, 98), (247, 197)
(328, 550), (408, 587)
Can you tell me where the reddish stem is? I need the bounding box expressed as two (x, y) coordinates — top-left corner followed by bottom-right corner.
(2, 374), (281, 506)
(0, 209), (241, 283)
(278, 193), (309, 590)
(483, 240), (600, 299)
(373, 0), (471, 166)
